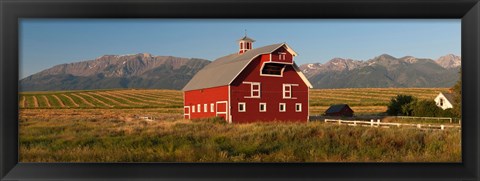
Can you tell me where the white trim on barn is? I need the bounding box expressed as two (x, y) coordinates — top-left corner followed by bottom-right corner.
(295, 103), (302, 112)
(243, 81), (261, 98)
(238, 102), (246, 112)
(279, 103), (286, 112)
(259, 102), (267, 112)
(184, 106), (190, 119)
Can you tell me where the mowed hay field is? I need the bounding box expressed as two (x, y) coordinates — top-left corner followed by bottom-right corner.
(19, 88), (460, 162)
(19, 88), (449, 114)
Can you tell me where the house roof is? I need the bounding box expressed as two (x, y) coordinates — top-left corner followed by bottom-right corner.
(440, 92), (456, 105)
(325, 104), (352, 114)
(182, 43), (312, 91)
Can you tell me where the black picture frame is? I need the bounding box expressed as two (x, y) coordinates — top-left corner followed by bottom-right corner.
(1, 0), (479, 180)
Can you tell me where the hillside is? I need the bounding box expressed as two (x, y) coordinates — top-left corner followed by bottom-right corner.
(20, 53), (210, 91)
(300, 54), (460, 88)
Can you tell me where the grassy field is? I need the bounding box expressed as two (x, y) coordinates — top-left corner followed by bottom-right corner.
(19, 88), (460, 162)
(20, 110), (461, 162)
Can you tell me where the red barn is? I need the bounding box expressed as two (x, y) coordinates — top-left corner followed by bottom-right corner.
(182, 36), (313, 123)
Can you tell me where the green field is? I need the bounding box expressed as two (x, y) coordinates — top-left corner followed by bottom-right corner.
(19, 88), (460, 162)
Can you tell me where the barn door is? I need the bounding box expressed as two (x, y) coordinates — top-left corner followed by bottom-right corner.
(216, 101), (228, 122)
(184, 106), (190, 119)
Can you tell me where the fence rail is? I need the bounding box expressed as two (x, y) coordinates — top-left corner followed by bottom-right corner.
(324, 119), (461, 130)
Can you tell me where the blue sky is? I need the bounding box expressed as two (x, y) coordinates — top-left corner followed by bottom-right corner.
(20, 19), (460, 78)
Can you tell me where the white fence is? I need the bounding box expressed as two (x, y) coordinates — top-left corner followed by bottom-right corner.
(324, 119), (461, 130)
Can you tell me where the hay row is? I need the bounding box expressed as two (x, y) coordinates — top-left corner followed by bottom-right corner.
(19, 96), (26, 108)
(60, 94), (79, 107)
(51, 95), (66, 107)
(41, 95), (51, 107)
(87, 92), (129, 107)
(78, 93), (113, 107)
(70, 93), (95, 107)
(32, 96), (39, 108)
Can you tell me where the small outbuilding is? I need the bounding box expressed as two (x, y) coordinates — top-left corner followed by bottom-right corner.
(324, 104), (354, 117)
(434, 92), (455, 110)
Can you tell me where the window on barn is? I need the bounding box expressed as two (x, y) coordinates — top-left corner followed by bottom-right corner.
(261, 63), (285, 76)
(243, 82), (261, 98)
(283, 84), (298, 99)
(259, 103), (266, 112)
(295, 103), (302, 112)
(283, 84), (291, 98)
(197, 104), (201, 113)
(204, 104), (207, 113)
(440, 98), (444, 106)
(192, 105), (195, 113)
(210, 103), (214, 113)
(279, 103), (286, 112)
(238, 102), (246, 112)
(278, 52), (286, 60)
(251, 83), (260, 98)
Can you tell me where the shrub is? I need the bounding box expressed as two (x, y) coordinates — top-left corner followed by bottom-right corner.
(410, 100), (455, 117)
(387, 95), (415, 116)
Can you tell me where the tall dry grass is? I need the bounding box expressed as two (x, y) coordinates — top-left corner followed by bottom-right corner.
(19, 110), (461, 162)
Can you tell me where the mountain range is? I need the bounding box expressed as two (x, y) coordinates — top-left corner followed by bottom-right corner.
(20, 53), (460, 91)
(299, 54), (461, 88)
(20, 53), (210, 91)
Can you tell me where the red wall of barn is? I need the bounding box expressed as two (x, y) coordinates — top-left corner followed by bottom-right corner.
(230, 51), (308, 123)
(184, 86), (229, 120)
(270, 46), (293, 64)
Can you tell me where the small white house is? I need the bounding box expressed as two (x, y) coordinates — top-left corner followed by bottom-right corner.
(434, 92), (455, 110)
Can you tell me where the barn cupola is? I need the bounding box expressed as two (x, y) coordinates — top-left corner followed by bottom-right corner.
(238, 32), (255, 54)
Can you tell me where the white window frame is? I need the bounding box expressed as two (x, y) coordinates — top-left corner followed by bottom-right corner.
(204, 104), (208, 113)
(184, 106), (191, 119)
(192, 105), (196, 113)
(210, 103), (214, 113)
(295, 103), (302, 112)
(283, 84), (298, 99)
(259, 103), (267, 112)
(238, 102), (246, 112)
(243, 82), (261, 98)
(278, 52), (286, 60)
(279, 103), (286, 112)
(259, 62), (286, 77)
(197, 104), (201, 113)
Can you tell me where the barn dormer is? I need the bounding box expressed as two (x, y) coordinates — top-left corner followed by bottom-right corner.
(238, 35), (255, 54)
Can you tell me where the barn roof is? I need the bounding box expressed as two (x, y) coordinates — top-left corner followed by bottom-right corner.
(440, 92), (456, 104)
(325, 104), (352, 114)
(182, 43), (311, 91)
(238, 36), (255, 42)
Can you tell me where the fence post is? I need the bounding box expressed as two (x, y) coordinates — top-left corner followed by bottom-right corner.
(417, 124), (421, 129)
(370, 119), (374, 127)
(377, 119), (380, 126)
(441, 125), (445, 130)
